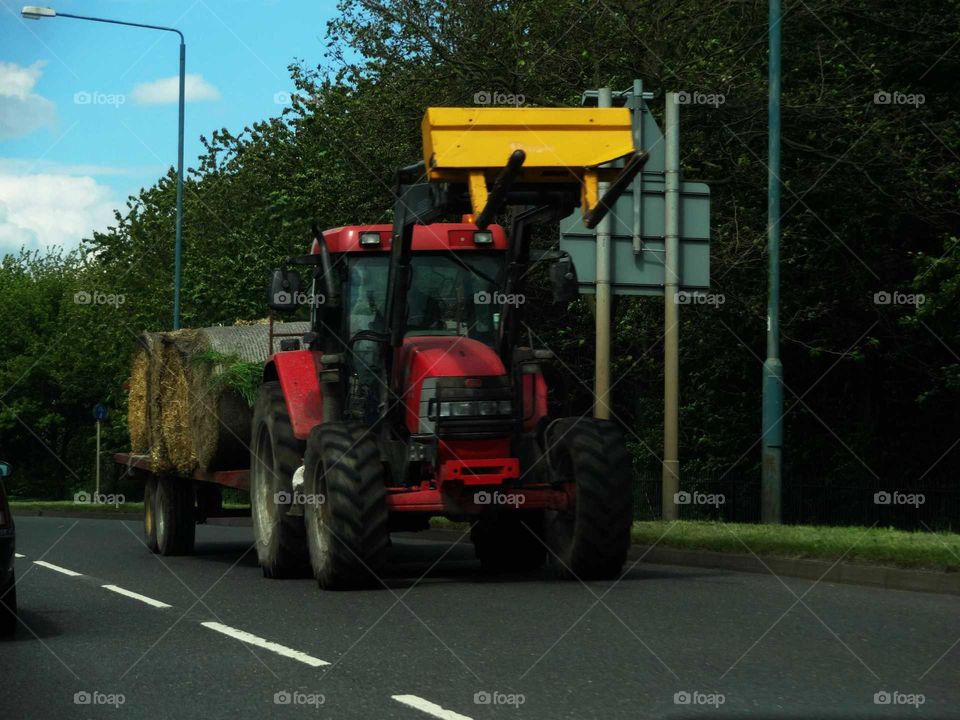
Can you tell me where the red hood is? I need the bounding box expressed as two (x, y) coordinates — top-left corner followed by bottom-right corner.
(398, 336), (506, 386)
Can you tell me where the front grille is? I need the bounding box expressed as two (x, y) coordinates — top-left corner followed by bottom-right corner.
(419, 376), (515, 437)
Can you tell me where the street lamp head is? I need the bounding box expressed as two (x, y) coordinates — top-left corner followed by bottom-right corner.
(21, 6), (56, 19)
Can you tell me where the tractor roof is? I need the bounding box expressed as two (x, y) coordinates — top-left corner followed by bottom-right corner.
(316, 223), (507, 254)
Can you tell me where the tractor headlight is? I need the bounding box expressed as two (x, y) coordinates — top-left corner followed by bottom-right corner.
(432, 399), (511, 419)
(451, 401), (474, 417)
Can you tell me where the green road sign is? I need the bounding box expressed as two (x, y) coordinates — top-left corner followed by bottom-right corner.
(560, 178), (710, 295)
(561, 80), (711, 296)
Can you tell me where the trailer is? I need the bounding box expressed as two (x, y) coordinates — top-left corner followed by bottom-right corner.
(114, 452), (251, 555)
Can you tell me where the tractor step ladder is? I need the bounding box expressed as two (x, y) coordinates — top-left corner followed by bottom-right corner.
(420, 107), (649, 228)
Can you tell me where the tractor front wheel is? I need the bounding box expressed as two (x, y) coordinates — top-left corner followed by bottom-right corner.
(250, 382), (309, 578)
(543, 418), (632, 580)
(303, 423), (390, 590)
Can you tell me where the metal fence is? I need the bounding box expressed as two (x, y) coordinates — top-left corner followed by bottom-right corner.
(632, 466), (960, 532)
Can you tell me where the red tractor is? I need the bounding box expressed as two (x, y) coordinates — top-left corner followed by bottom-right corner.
(251, 108), (646, 588)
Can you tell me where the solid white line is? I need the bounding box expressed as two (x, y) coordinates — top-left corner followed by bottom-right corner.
(102, 584), (172, 608)
(15, 553), (25, 558)
(200, 621), (330, 667)
(33, 560), (82, 576)
(391, 695), (474, 720)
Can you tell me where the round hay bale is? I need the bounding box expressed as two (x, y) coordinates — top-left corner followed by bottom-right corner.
(127, 341), (151, 454)
(185, 322), (309, 470)
(141, 322), (309, 473)
(158, 332), (199, 473)
(139, 332), (171, 472)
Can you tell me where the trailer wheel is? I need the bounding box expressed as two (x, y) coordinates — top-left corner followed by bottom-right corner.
(471, 513), (546, 573)
(250, 382), (308, 578)
(0, 577), (17, 637)
(543, 418), (632, 580)
(143, 475), (159, 553)
(155, 476), (195, 556)
(303, 423), (390, 589)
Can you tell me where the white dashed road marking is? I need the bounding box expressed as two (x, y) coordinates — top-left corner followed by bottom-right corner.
(201, 621), (330, 667)
(391, 695), (474, 720)
(15, 553), (25, 558)
(102, 584), (172, 608)
(33, 560), (82, 576)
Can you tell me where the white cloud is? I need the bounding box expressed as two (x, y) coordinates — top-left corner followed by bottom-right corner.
(0, 172), (118, 256)
(131, 74), (221, 105)
(0, 61), (56, 139)
(0, 158), (164, 178)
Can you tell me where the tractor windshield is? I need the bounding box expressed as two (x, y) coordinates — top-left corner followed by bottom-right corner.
(345, 252), (506, 346)
(406, 253), (505, 344)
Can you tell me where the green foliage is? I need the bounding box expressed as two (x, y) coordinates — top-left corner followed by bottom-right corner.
(192, 351), (264, 407)
(1, 0), (958, 500)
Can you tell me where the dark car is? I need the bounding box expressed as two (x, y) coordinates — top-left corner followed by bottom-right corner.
(0, 461), (15, 636)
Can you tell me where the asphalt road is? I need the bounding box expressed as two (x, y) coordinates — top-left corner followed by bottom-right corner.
(2, 516), (958, 719)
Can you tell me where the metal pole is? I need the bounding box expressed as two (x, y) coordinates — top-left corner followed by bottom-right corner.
(631, 79), (643, 256)
(594, 87), (613, 419)
(94, 420), (101, 497)
(662, 92), (680, 521)
(173, 40), (185, 330)
(761, 0), (784, 523)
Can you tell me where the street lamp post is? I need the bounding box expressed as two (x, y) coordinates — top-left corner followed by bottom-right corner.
(22, 6), (186, 330)
(761, 0), (784, 523)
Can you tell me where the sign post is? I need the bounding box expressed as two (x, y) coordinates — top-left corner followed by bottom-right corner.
(93, 403), (108, 497)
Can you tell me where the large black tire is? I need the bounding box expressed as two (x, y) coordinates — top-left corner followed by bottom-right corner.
(543, 418), (632, 580)
(156, 476), (195, 556)
(0, 577), (16, 637)
(303, 423), (390, 589)
(143, 476), (159, 553)
(250, 382), (308, 578)
(471, 513), (546, 573)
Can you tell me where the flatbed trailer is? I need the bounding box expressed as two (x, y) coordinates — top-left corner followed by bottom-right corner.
(114, 452), (251, 556)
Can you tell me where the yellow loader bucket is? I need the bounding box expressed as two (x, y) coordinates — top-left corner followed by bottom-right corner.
(421, 107), (643, 224)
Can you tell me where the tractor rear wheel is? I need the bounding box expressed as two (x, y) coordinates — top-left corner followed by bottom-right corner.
(155, 476), (195, 556)
(143, 475), (159, 553)
(303, 423), (390, 590)
(250, 382), (309, 578)
(471, 513), (546, 573)
(543, 418), (632, 580)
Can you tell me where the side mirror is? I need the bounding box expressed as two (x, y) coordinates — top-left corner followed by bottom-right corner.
(0, 461), (11, 478)
(268, 269), (301, 312)
(549, 253), (579, 303)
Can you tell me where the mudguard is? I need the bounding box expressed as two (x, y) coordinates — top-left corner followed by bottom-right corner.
(265, 350), (324, 440)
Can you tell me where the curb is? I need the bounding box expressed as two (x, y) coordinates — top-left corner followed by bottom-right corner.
(12, 509), (250, 526)
(13, 509), (143, 521)
(420, 528), (960, 597)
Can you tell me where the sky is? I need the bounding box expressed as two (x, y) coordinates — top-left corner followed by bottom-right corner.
(0, 0), (347, 256)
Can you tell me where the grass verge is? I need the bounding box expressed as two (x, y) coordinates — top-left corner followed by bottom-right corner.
(632, 521), (960, 572)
